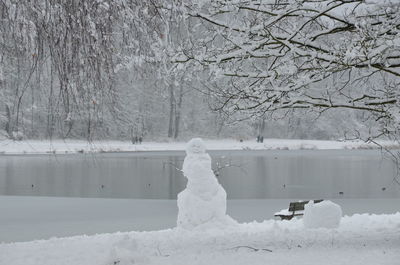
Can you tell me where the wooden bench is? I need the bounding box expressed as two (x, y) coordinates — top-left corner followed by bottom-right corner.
(274, 200), (323, 220)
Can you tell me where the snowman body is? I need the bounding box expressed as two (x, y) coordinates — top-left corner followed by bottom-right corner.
(177, 138), (234, 229)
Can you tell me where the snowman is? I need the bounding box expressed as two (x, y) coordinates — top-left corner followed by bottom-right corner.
(177, 138), (237, 229)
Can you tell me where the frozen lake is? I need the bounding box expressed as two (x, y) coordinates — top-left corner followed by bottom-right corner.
(0, 149), (399, 199)
(1, 196), (400, 243)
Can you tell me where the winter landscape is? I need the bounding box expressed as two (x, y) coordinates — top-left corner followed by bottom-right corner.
(1, 0), (400, 265)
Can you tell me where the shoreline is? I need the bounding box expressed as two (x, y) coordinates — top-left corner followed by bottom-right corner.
(0, 138), (399, 155)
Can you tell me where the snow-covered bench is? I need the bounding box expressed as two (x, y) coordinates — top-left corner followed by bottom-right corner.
(274, 200), (323, 220)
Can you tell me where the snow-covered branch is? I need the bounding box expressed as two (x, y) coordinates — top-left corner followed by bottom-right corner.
(176, 1), (399, 131)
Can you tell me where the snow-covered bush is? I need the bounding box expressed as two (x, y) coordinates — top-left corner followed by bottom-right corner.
(11, 131), (24, 141)
(0, 129), (8, 140)
(303, 200), (342, 229)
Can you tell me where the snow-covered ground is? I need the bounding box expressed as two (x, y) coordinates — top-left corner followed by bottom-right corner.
(0, 206), (399, 265)
(0, 138), (399, 154)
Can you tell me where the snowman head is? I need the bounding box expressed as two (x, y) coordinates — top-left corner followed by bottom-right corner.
(186, 138), (206, 155)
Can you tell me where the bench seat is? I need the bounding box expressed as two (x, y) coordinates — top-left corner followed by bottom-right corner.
(274, 200), (323, 220)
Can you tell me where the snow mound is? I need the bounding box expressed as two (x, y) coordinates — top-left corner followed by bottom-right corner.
(177, 138), (237, 229)
(303, 200), (342, 229)
(2, 213), (400, 265)
(108, 235), (148, 265)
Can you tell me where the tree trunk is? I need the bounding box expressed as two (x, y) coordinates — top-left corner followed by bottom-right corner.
(47, 63), (54, 138)
(5, 104), (11, 137)
(167, 84), (175, 138)
(173, 85), (184, 139)
(260, 116), (266, 136)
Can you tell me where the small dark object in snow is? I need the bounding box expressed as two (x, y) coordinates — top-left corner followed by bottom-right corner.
(339, 191), (344, 195)
(101, 184), (105, 189)
(382, 187), (386, 191)
(231, 245), (272, 252)
(31, 184), (34, 188)
(239, 139), (243, 142)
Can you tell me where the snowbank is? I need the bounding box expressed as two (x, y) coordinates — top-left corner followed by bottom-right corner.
(0, 213), (399, 265)
(303, 200), (342, 229)
(0, 138), (398, 154)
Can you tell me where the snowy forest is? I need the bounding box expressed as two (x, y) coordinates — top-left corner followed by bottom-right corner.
(0, 0), (399, 141)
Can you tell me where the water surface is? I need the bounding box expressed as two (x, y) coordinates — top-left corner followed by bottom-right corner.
(0, 150), (399, 199)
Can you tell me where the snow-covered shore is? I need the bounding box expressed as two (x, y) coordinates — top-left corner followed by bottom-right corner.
(0, 138), (399, 154)
(1, 212), (399, 265)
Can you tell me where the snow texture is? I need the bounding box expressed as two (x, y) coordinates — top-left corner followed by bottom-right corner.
(177, 138), (237, 229)
(1, 212), (400, 265)
(303, 200), (342, 229)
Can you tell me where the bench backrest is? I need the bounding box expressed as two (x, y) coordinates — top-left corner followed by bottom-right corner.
(289, 199), (323, 212)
